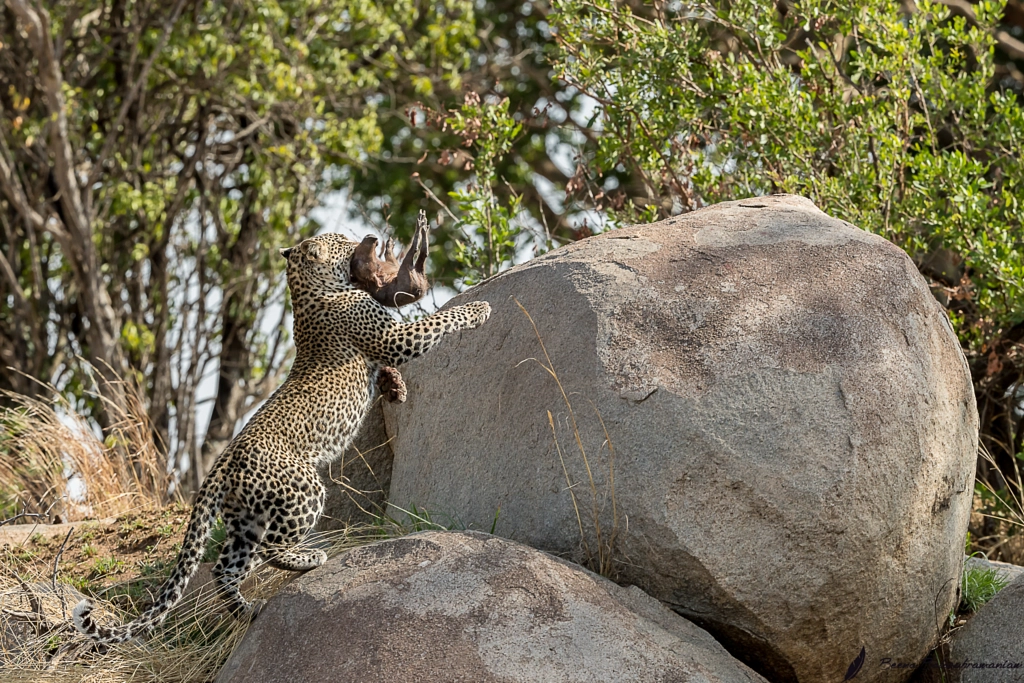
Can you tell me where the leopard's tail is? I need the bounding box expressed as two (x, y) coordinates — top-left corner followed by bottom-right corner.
(73, 471), (227, 643)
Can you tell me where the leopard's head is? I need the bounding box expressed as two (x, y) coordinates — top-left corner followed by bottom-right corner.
(280, 233), (359, 306)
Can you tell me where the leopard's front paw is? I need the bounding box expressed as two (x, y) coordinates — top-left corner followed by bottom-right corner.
(463, 301), (491, 329)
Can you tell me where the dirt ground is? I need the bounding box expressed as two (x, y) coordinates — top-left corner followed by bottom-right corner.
(0, 505), (270, 683)
(0, 505), (192, 612)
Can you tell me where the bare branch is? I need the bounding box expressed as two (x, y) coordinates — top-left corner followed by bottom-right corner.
(51, 526), (74, 619)
(16, 575), (45, 626)
(0, 498), (60, 526)
(0, 510), (47, 527)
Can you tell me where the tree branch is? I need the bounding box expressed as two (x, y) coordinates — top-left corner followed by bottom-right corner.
(0, 134), (45, 232)
(0, 246), (29, 311)
(87, 0), (188, 187)
(0, 133), (74, 284)
(5, 0), (90, 239)
(6, 0), (130, 420)
(933, 0), (1024, 60)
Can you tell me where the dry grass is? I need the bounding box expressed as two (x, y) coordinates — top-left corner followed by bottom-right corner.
(0, 369), (425, 681)
(0, 503), (247, 682)
(0, 376), (174, 523)
(515, 298), (621, 579)
(0, 514), (385, 682)
(1, 544), (262, 682)
(0, 375), (382, 680)
(969, 443), (1024, 563)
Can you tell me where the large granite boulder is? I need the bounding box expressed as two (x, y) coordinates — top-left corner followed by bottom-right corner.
(384, 195), (979, 683)
(216, 531), (767, 683)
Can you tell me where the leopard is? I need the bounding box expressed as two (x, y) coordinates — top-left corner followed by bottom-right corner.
(73, 232), (490, 643)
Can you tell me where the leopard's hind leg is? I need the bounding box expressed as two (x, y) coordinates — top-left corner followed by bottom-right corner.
(212, 500), (263, 616)
(263, 547), (327, 571)
(260, 476), (327, 572)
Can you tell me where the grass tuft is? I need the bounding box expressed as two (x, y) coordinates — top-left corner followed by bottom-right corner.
(969, 443), (1024, 563)
(367, 503), (463, 536)
(515, 298), (620, 579)
(959, 563), (1010, 614)
(0, 375), (174, 523)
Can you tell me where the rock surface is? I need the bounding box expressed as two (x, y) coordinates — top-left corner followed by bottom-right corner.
(216, 531), (767, 683)
(384, 195), (979, 683)
(316, 401), (393, 530)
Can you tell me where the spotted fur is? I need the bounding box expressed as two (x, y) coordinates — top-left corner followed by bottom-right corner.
(73, 233), (490, 642)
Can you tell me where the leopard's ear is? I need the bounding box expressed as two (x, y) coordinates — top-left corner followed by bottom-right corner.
(300, 240), (326, 263)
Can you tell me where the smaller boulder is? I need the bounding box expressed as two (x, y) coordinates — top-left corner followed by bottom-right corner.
(216, 531), (767, 683)
(911, 572), (1024, 683)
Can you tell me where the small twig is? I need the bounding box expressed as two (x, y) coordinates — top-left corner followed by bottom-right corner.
(413, 175), (460, 223)
(0, 498), (60, 527)
(16, 574), (43, 619)
(1, 607), (47, 623)
(0, 511), (48, 527)
(52, 526), (74, 619)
